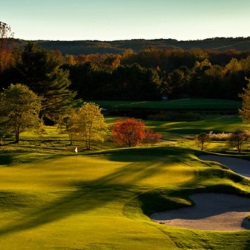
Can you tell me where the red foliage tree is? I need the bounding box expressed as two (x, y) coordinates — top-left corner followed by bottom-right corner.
(143, 128), (162, 145)
(111, 118), (162, 147)
(111, 118), (145, 147)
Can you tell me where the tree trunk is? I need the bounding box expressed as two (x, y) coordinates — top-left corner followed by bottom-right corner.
(69, 134), (73, 146)
(238, 142), (241, 154)
(15, 131), (19, 143)
(86, 140), (91, 150)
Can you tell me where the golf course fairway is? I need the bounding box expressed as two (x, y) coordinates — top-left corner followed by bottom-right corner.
(0, 146), (250, 249)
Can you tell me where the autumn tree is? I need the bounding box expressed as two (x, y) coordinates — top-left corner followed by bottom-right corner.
(0, 83), (41, 143)
(0, 21), (14, 49)
(111, 118), (145, 147)
(142, 128), (162, 145)
(111, 118), (162, 147)
(67, 103), (107, 150)
(228, 130), (249, 154)
(0, 21), (15, 73)
(65, 54), (77, 65)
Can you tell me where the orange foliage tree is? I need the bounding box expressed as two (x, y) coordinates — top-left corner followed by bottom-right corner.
(0, 21), (15, 72)
(142, 128), (162, 145)
(111, 118), (161, 147)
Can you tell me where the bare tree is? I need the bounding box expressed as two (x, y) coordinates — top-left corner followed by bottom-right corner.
(197, 133), (210, 150)
(229, 130), (249, 154)
(0, 21), (14, 50)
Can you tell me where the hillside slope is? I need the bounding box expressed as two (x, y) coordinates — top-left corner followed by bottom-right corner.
(15, 37), (250, 55)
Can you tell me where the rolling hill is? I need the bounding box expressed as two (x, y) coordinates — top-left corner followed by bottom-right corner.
(15, 36), (250, 55)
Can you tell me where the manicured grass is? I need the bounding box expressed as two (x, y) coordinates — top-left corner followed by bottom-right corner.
(95, 99), (241, 110)
(0, 144), (250, 249)
(146, 116), (249, 134)
(144, 117), (250, 153)
(0, 114), (250, 248)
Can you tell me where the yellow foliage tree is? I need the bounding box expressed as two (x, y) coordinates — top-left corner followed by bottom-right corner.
(68, 103), (107, 150)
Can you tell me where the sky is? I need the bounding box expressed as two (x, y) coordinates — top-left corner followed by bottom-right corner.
(1, 0), (250, 41)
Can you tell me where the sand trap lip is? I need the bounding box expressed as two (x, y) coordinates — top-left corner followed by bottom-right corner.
(199, 155), (250, 177)
(150, 155), (250, 231)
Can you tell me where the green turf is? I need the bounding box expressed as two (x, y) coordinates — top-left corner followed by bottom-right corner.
(145, 116), (250, 134)
(0, 115), (250, 249)
(1, 143), (250, 249)
(95, 99), (241, 110)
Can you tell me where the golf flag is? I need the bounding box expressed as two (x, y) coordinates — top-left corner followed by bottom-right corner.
(75, 147), (78, 153)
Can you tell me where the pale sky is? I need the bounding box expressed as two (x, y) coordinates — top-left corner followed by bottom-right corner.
(1, 0), (250, 41)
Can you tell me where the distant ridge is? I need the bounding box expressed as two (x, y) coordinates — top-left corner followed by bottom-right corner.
(16, 37), (250, 55)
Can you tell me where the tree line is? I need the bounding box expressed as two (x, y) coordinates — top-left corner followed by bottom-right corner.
(0, 83), (160, 148)
(63, 48), (250, 100)
(1, 21), (250, 152)
(1, 21), (250, 109)
(1, 37), (250, 102)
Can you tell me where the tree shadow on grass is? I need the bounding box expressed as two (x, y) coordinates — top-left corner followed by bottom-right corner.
(89, 146), (194, 162)
(0, 184), (129, 236)
(0, 155), (172, 236)
(0, 154), (13, 165)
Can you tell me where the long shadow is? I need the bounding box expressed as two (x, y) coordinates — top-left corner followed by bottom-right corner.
(0, 154), (13, 165)
(88, 146), (193, 162)
(0, 183), (133, 236)
(0, 151), (71, 166)
(0, 151), (175, 236)
(2, 147), (233, 236)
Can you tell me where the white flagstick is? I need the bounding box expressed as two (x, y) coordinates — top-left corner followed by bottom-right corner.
(74, 147), (79, 167)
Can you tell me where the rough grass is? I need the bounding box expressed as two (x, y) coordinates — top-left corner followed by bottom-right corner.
(0, 144), (250, 249)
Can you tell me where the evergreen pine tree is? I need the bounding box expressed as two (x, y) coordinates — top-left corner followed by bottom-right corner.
(18, 42), (76, 122)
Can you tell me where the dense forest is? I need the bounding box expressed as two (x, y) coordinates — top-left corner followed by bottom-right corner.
(1, 37), (250, 103)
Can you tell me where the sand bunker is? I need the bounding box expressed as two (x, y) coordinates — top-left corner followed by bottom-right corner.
(151, 155), (250, 231)
(151, 193), (250, 231)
